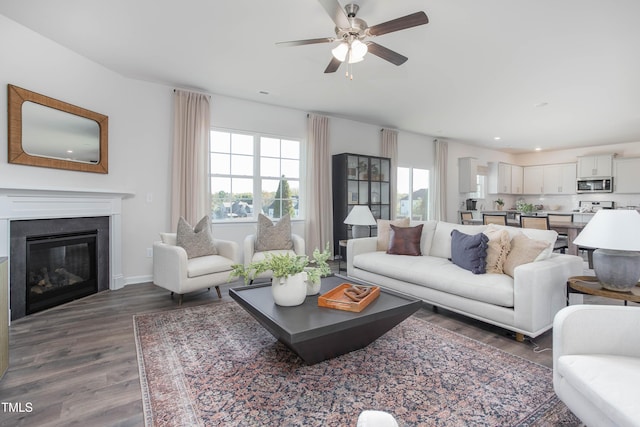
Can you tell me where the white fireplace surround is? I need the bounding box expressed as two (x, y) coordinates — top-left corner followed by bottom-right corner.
(0, 186), (134, 293)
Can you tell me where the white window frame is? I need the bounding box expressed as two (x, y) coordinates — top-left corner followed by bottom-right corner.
(209, 128), (304, 223)
(396, 167), (430, 221)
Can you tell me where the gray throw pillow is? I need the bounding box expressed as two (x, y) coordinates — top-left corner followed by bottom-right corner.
(450, 229), (489, 274)
(176, 216), (218, 259)
(255, 214), (293, 251)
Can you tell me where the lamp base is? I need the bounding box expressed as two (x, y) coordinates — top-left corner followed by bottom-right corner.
(351, 225), (370, 239)
(593, 249), (640, 292)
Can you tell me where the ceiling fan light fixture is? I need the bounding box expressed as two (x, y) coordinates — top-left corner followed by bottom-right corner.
(331, 39), (368, 63)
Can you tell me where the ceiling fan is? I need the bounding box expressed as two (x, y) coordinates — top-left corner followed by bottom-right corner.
(276, 0), (429, 75)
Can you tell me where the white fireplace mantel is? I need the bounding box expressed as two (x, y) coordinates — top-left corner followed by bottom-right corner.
(0, 186), (135, 290)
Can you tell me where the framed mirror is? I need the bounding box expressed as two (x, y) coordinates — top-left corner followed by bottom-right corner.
(8, 84), (108, 174)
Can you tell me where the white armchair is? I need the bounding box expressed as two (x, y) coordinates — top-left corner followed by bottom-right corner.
(553, 305), (640, 427)
(153, 233), (240, 304)
(243, 233), (305, 281)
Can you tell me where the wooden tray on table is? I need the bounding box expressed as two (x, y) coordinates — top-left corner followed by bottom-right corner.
(318, 283), (380, 312)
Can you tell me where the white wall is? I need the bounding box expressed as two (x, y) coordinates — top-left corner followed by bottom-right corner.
(0, 14), (172, 285)
(0, 13), (446, 282)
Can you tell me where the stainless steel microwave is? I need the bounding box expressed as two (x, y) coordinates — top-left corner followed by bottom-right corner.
(576, 178), (613, 193)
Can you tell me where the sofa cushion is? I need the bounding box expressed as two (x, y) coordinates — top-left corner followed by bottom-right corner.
(160, 232), (177, 246)
(410, 220), (438, 256)
(353, 252), (514, 307)
(430, 222), (487, 260)
(503, 232), (549, 277)
(256, 213), (293, 251)
(387, 224), (423, 256)
(557, 354), (640, 427)
(187, 254), (234, 277)
(377, 218), (410, 251)
(450, 230), (489, 274)
(484, 228), (511, 274)
(486, 223), (557, 261)
(177, 216), (218, 258)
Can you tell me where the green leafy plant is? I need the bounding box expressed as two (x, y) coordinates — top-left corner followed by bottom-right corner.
(516, 200), (535, 213)
(230, 243), (332, 285)
(495, 198), (504, 206)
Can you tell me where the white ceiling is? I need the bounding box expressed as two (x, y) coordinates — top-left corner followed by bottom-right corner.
(2, 0), (640, 153)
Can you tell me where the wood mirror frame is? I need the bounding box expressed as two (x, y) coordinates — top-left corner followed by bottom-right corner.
(7, 84), (108, 174)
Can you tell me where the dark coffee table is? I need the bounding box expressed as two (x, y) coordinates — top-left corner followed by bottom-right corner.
(229, 275), (421, 365)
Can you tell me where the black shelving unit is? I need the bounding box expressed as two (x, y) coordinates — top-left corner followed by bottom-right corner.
(332, 153), (391, 254)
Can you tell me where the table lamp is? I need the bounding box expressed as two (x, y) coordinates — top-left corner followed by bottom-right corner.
(344, 205), (376, 239)
(572, 209), (640, 291)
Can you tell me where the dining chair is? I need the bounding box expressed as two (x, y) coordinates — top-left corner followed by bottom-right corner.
(460, 212), (474, 224)
(483, 213), (507, 225)
(519, 215), (550, 230)
(547, 213), (572, 253)
(520, 215), (568, 253)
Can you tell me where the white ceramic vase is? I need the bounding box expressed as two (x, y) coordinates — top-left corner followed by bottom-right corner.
(271, 272), (307, 306)
(305, 273), (321, 296)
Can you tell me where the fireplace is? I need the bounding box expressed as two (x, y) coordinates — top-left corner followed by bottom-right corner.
(10, 217), (110, 320)
(26, 231), (98, 315)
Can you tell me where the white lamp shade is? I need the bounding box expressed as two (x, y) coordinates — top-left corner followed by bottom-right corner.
(572, 210), (640, 251)
(331, 39), (368, 63)
(344, 205), (376, 226)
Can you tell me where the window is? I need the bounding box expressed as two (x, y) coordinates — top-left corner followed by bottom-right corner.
(210, 130), (301, 221)
(396, 167), (430, 221)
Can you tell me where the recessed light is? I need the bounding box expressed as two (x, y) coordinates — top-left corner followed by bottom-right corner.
(66, 150), (73, 153)
(535, 102), (549, 108)
(259, 91), (269, 95)
(493, 136), (501, 141)
(534, 147), (542, 151)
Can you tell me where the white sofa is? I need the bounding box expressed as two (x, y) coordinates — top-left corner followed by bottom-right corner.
(347, 220), (583, 340)
(553, 305), (640, 427)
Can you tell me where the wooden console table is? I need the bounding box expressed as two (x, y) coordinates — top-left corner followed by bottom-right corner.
(567, 275), (640, 306)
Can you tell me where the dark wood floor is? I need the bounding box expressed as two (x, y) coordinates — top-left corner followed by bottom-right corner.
(1, 273), (559, 426)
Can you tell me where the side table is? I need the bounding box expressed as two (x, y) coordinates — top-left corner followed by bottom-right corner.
(567, 275), (640, 306)
(337, 239), (348, 272)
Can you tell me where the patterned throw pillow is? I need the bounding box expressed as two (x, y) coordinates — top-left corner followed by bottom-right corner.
(484, 228), (511, 274)
(176, 216), (217, 259)
(386, 224), (423, 256)
(255, 214), (293, 251)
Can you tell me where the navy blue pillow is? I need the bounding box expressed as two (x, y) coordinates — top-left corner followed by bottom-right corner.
(450, 229), (489, 274)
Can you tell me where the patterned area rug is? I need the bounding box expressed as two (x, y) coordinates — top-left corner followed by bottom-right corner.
(134, 302), (579, 426)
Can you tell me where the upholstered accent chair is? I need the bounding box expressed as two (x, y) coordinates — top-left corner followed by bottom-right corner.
(153, 232), (240, 304)
(553, 305), (640, 426)
(243, 233), (305, 281)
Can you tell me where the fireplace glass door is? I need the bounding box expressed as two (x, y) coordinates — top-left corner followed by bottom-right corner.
(25, 231), (98, 315)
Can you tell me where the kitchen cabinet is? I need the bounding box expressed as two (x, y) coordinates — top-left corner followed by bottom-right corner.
(523, 166), (544, 194)
(511, 165), (523, 194)
(614, 157), (640, 193)
(458, 157), (478, 193)
(488, 162), (512, 194)
(577, 154), (613, 178)
(543, 163), (576, 194)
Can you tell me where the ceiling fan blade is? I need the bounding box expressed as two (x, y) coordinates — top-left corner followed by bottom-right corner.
(324, 57), (342, 73)
(317, 0), (350, 29)
(276, 37), (335, 47)
(367, 11), (429, 36)
(365, 42), (408, 66)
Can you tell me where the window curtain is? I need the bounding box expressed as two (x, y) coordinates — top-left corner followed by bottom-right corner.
(305, 114), (333, 256)
(381, 129), (398, 219)
(433, 139), (448, 221)
(171, 90), (211, 230)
